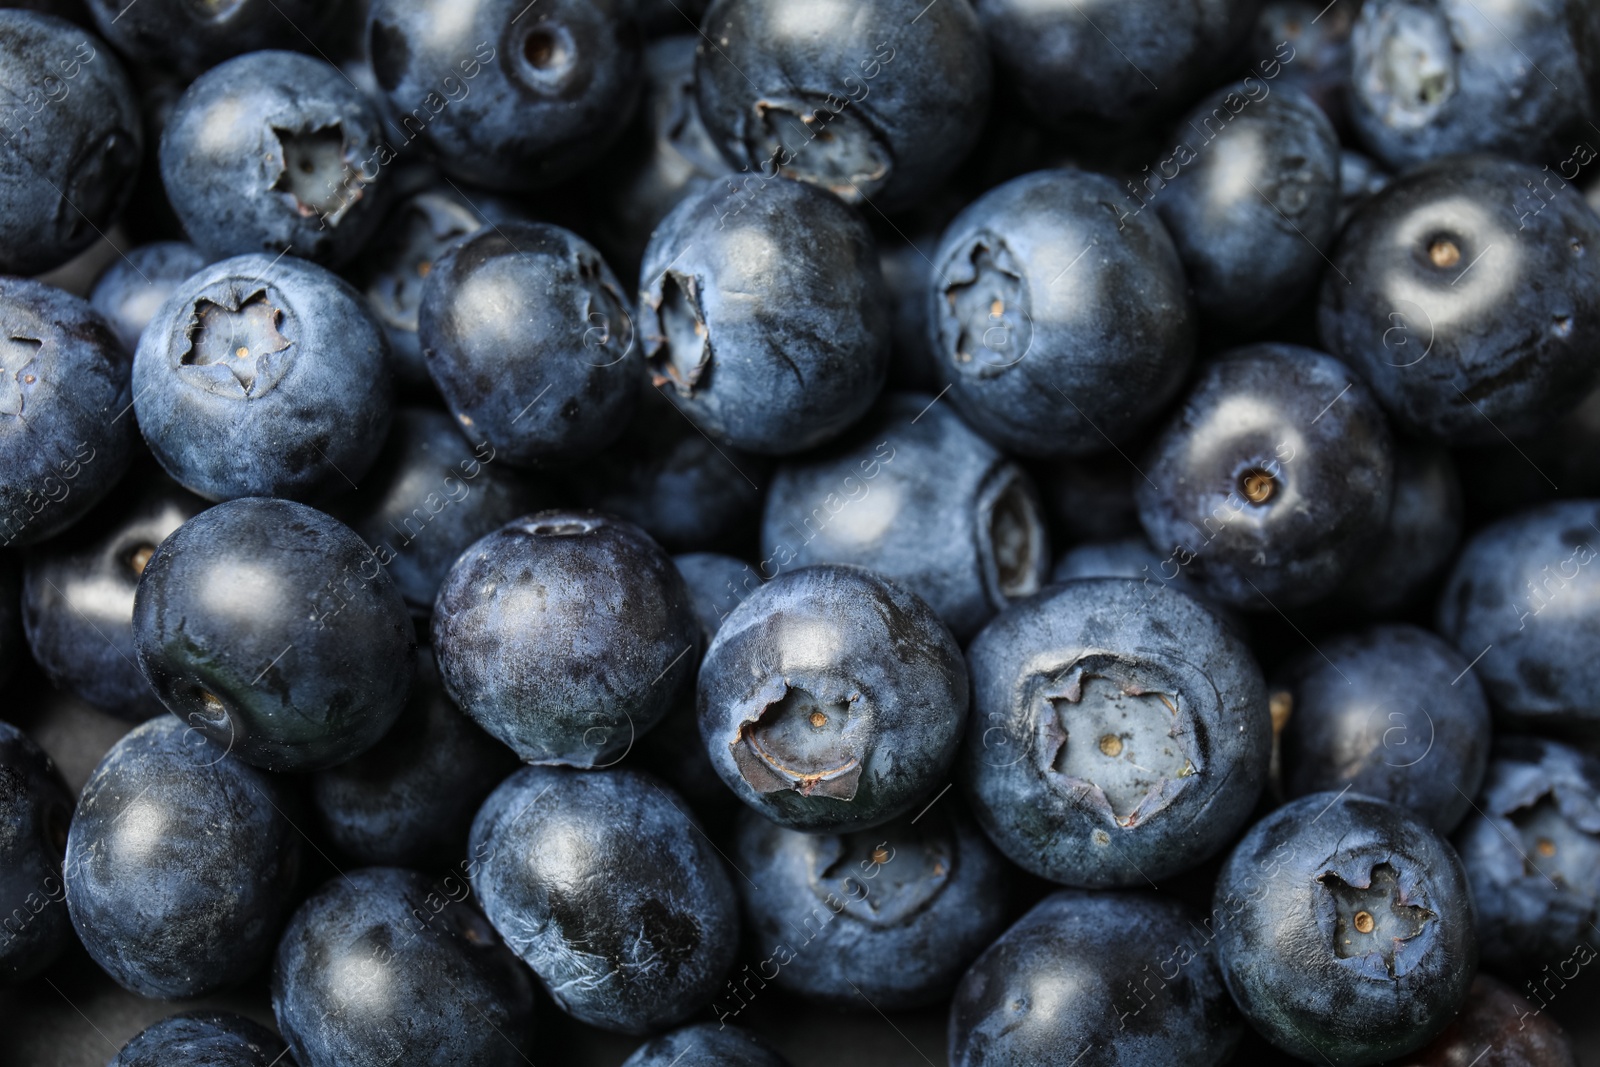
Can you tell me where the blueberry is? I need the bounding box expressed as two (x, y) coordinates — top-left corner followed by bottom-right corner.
(336, 407), (547, 615)
(88, 241), (208, 354)
(1318, 154), (1600, 445)
(1435, 500), (1600, 737)
(623, 1022), (790, 1067)
(273, 867), (536, 1067)
(1153, 83), (1340, 328)
(108, 1012), (290, 1067)
(160, 51), (392, 266)
(728, 803), (1008, 1010)
(974, 0), (1263, 133)
(1402, 974), (1579, 1067)
(469, 765), (739, 1033)
(1349, 0), (1595, 170)
(1337, 439), (1461, 611)
(1454, 736), (1600, 974)
(949, 889), (1242, 1067)
(63, 715), (302, 997)
(310, 649), (517, 869)
(432, 511), (698, 767)
(698, 564), (968, 833)
(22, 470), (206, 721)
(638, 176), (890, 455)
(366, 0), (642, 192)
(0, 277), (135, 548)
(961, 578), (1269, 887)
(1213, 791), (1477, 1064)
(418, 221), (640, 465)
(694, 0), (991, 211)
(1251, 0), (1356, 129)
(760, 395), (1049, 641)
(86, 0), (345, 78)
(1274, 623), (1490, 833)
(1050, 535), (1232, 626)
(0, 12), (141, 276)
(926, 168), (1194, 458)
(132, 497), (416, 772)
(132, 252), (394, 505)
(0, 721), (74, 984)
(1137, 343), (1394, 609)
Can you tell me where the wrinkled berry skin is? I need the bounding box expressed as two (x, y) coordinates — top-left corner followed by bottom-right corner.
(0, 277), (135, 549)
(432, 512), (698, 767)
(419, 222), (640, 465)
(975, 0), (1262, 133)
(133, 253), (393, 505)
(1349, 0), (1596, 171)
(695, 0), (991, 212)
(161, 51), (391, 267)
(638, 176), (890, 455)
(926, 168), (1194, 458)
(1137, 343), (1394, 609)
(469, 766), (739, 1033)
(961, 579), (1270, 888)
(109, 1012), (289, 1067)
(1214, 792), (1477, 1065)
(731, 804), (1008, 1010)
(1436, 500), (1600, 737)
(949, 890), (1242, 1067)
(132, 498), (416, 773)
(1338, 439), (1461, 611)
(1454, 737), (1600, 973)
(310, 650), (517, 869)
(273, 867), (536, 1067)
(89, 241), (208, 354)
(366, 0), (641, 193)
(88, 0), (345, 77)
(1406, 974), (1578, 1067)
(1318, 155), (1600, 445)
(1275, 623), (1490, 834)
(1156, 84), (1341, 327)
(623, 1023), (790, 1067)
(22, 471), (206, 721)
(0, 721), (74, 984)
(698, 565), (968, 833)
(337, 408), (546, 615)
(0, 13), (141, 276)
(761, 396), (1049, 642)
(63, 716), (302, 998)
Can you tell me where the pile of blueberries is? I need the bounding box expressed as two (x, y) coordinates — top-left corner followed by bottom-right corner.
(4, 0), (1600, 1064)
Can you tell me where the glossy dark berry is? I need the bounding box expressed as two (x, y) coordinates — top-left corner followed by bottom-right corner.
(623, 1023), (791, 1067)
(108, 1012), (290, 1067)
(88, 241), (208, 354)
(0, 721), (74, 984)
(64, 715), (302, 998)
(698, 564), (968, 833)
(132, 497), (416, 773)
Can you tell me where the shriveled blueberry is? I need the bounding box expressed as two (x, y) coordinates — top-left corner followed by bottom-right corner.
(89, 241), (208, 353)
(0, 277), (135, 548)
(109, 1012), (289, 1067)
(22, 470), (206, 720)
(0, 721), (74, 984)
(419, 222), (640, 465)
(0, 12), (141, 275)
(949, 890), (1242, 1067)
(1274, 623), (1490, 833)
(1337, 439), (1461, 611)
(638, 176), (890, 455)
(273, 867), (536, 1067)
(64, 715), (302, 998)
(961, 578), (1270, 887)
(469, 765), (738, 1033)
(760, 395), (1048, 641)
(730, 804), (1008, 1009)
(1214, 791), (1476, 1065)
(132, 497), (416, 773)
(926, 168), (1194, 457)
(432, 511), (698, 767)
(161, 51), (392, 266)
(132, 252), (393, 504)
(623, 1022), (790, 1067)
(699, 565), (968, 833)
(695, 0), (991, 211)
(87, 0), (345, 78)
